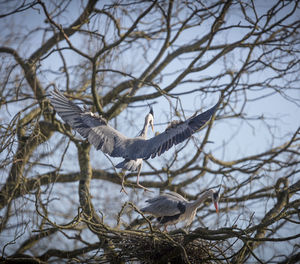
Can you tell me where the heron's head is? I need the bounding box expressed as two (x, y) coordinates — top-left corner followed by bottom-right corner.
(147, 107), (154, 132)
(211, 188), (220, 213)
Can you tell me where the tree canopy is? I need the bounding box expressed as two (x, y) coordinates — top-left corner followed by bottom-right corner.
(0, 0), (299, 263)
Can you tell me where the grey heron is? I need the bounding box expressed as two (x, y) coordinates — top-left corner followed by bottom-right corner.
(50, 88), (154, 192)
(115, 108), (154, 193)
(140, 189), (220, 231)
(50, 89), (219, 190)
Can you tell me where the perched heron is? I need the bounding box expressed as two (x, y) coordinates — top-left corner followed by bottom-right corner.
(140, 189), (220, 231)
(50, 89), (219, 190)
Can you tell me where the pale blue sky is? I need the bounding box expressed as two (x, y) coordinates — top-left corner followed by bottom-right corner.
(0, 0), (299, 260)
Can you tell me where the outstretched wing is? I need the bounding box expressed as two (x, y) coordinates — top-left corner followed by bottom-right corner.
(50, 89), (131, 157)
(141, 194), (186, 217)
(50, 89), (219, 161)
(129, 100), (220, 160)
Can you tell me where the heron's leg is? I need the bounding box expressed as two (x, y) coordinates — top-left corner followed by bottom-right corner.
(120, 170), (128, 195)
(136, 163), (153, 192)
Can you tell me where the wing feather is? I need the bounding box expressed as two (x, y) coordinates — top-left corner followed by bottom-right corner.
(141, 195), (185, 217)
(164, 192), (188, 202)
(130, 101), (219, 160)
(50, 89), (130, 157)
(50, 89), (219, 161)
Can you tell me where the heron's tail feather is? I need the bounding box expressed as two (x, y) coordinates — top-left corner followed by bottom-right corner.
(115, 159), (141, 171)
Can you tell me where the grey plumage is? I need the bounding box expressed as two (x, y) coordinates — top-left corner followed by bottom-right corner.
(140, 190), (219, 230)
(50, 89), (219, 190)
(115, 159), (142, 172)
(115, 106), (154, 173)
(50, 89), (219, 160)
(50, 88), (154, 192)
(115, 109), (154, 192)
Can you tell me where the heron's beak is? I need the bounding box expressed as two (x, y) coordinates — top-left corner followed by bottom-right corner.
(150, 121), (154, 132)
(214, 201), (219, 213)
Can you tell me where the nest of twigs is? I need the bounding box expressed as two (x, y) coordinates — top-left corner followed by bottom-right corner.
(105, 232), (223, 263)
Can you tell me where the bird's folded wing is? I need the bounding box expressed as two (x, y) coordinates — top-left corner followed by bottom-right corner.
(142, 196), (184, 217)
(163, 192), (188, 202)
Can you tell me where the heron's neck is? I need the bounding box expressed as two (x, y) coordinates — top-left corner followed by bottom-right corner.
(188, 190), (212, 211)
(139, 118), (150, 138)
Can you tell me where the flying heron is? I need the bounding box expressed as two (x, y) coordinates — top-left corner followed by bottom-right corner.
(140, 189), (220, 231)
(115, 107), (154, 193)
(50, 88), (154, 192)
(50, 89), (219, 191)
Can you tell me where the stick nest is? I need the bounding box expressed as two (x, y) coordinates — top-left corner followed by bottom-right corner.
(105, 232), (223, 263)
